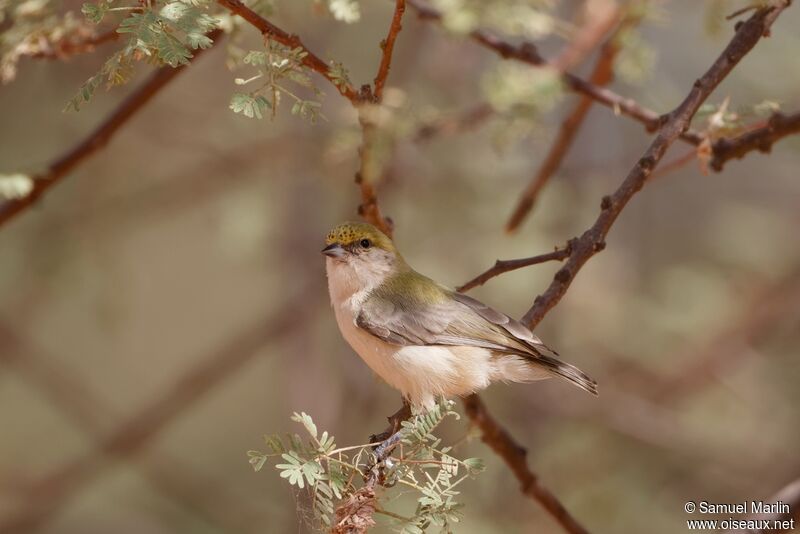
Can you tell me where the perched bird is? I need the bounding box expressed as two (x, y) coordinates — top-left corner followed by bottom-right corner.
(322, 222), (597, 411)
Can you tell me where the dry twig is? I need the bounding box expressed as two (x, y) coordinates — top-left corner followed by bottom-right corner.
(464, 394), (590, 534)
(521, 2), (790, 329)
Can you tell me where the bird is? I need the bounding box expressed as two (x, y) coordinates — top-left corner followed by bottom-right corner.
(322, 221), (597, 411)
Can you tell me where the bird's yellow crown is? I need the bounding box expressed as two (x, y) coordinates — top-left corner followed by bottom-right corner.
(325, 222), (396, 252)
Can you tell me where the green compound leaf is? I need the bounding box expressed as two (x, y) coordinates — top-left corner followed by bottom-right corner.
(229, 92), (271, 119)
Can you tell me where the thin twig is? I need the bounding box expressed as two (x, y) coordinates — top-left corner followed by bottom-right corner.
(373, 0), (406, 101)
(463, 394), (590, 534)
(506, 11), (631, 233)
(521, 1), (790, 329)
(216, 0), (358, 102)
(0, 29), (223, 230)
(407, 0), (706, 146)
(457, 244), (572, 292)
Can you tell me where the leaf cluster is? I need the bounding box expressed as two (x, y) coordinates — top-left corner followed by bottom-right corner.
(248, 401), (485, 533)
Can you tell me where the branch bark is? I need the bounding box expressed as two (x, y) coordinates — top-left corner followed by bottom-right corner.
(711, 111), (800, 171)
(0, 29), (223, 230)
(521, 1), (790, 329)
(408, 0), (706, 146)
(463, 394), (590, 534)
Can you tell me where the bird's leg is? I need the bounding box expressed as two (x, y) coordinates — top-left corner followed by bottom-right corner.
(365, 398), (412, 485)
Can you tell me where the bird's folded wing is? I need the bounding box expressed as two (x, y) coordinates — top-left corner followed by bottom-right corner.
(355, 288), (556, 359)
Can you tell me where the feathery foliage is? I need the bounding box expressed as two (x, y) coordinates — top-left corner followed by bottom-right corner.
(248, 401), (485, 533)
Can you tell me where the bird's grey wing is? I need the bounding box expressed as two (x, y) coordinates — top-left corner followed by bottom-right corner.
(355, 290), (538, 354)
(356, 290), (598, 396)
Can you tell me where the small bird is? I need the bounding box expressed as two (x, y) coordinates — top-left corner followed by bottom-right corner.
(322, 222), (597, 411)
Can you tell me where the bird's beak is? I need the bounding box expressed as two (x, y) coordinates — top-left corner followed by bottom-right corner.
(321, 243), (345, 259)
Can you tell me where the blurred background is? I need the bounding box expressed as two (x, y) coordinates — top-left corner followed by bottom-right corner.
(1, 0), (799, 532)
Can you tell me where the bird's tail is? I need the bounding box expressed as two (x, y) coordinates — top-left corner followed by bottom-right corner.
(535, 354), (598, 396)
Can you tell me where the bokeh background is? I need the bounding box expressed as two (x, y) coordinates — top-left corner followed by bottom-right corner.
(1, 1), (799, 532)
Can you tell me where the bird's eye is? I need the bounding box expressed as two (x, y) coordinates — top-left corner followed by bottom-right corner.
(360, 239), (371, 249)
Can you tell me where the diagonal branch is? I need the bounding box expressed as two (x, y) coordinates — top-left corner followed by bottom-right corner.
(0, 29), (223, 230)
(407, 0), (706, 146)
(463, 394), (590, 534)
(216, 0), (358, 102)
(521, 1), (790, 329)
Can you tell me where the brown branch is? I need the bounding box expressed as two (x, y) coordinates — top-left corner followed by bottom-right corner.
(408, 0), (706, 146)
(215, 0), (358, 102)
(506, 13), (630, 233)
(463, 394), (590, 534)
(0, 299), (313, 533)
(457, 244), (572, 292)
(0, 29), (223, 230)
(710, 111), (800, 171)
(373, 0), (406, 101)
(521, 1), (790, 329)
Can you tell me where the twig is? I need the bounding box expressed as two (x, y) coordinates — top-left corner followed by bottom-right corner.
(710, 111), (800, 171)
(463, 394), (590, 534)
(0, 301), (312, 533)
(373, 0), (407, 101)
(0, 29), (223, 230)
(215, 0), (358, 102)
(505, 11), (630, 233)
(457, 244), (572, 292)
(521, 1), (790, 329)
(407, 0), (706, 146)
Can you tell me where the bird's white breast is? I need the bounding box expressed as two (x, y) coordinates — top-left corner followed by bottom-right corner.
(326, 259), (499, 410)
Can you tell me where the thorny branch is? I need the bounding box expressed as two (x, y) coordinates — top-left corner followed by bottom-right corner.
(407, 0), (703, 146)
(464, 394), (590, 534)
(521, 1), (790, 329)
(0, 29), (223, 229)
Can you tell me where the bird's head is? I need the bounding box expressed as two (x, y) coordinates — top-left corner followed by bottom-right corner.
(322, 222), (406, 286)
